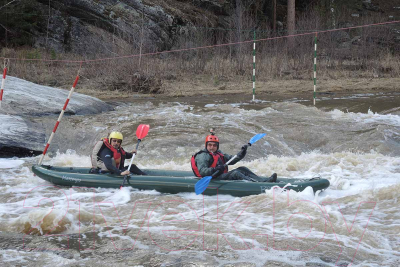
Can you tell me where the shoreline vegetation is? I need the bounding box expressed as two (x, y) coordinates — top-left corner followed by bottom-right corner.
(1, 43), (399, 100)
(82, 76), (400, 100)
(1, 2), (399, 101)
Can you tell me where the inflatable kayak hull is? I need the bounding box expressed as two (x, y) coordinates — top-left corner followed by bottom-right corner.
(32, 165), (330, 197)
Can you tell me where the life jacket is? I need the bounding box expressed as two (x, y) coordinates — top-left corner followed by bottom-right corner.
(91, 138), (126, 169)
(191, 150), (228, 177)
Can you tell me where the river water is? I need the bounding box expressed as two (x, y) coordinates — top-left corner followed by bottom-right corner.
(0, 92), (399, 266)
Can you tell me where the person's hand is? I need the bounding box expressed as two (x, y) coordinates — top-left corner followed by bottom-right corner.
(238, 145), (247, 158)
(121, 170), (130, 176)
(213, 165), (225, 175)
(131, 149), (137, 154)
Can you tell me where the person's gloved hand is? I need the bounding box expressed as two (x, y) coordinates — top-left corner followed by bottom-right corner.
(121, 170), (130, 176)
(238, 145), (248, 158)
(213, 165), (225, 175)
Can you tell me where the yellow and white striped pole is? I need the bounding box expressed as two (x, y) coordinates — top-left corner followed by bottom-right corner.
(313, 34), (317, 105)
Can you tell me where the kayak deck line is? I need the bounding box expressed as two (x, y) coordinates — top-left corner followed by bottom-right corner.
(32, 165), (330, 197)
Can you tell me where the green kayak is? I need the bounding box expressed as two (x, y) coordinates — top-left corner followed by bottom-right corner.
(32, 165), (330, 197)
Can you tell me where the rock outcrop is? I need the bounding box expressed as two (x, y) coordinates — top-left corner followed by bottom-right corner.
(0, 76), (112, 157)
(31, 0), (231, 56)
(1, 0), (399, 57)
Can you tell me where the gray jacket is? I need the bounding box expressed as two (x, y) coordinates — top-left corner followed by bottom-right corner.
(194, 149), (243, 177)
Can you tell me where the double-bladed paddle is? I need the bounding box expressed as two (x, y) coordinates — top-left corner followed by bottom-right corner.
(120, 124), (150, 189)
(194, 133), (266, 195)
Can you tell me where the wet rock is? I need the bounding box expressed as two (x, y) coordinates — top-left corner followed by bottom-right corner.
(1, 76), (112, 116)
(0, 114), (45, 157)
(0, 76), (112, 157)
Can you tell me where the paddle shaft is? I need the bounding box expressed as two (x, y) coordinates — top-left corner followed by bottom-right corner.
(209, 142), (251, 178)
(126, 139), (141, 171)
(210, 155), (236, 177)
(210, 142), (254, 178)
(120, 139), (141, 188)
(215, 152), (256, 182)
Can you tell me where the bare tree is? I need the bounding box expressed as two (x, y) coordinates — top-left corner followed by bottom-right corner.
(287, 0), (296, 49)
(273, 0), (276, 32)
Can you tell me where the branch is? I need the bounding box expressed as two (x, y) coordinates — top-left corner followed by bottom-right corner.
(0, 0), (19, 11)
(0, 22), (13, 33)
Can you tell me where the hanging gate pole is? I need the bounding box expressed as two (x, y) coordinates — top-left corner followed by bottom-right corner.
(252, 30), (256, 101)
(38, 72), (80, 165)
(0, 59), (9, 109)
(313, 34), (317, 105)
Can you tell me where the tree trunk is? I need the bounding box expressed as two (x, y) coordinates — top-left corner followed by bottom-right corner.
(273, 0), (276, 33)
(287, 0), (296, 49)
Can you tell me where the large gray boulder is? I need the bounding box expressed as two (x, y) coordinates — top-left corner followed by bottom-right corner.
(0, 76), (112, 157)
(0, 114), (46, 157)
(2, 76), (112, 115)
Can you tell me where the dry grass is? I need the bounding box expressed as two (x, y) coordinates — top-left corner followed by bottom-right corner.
(1, 5), (399, 100)
(2, 46), (399, 99)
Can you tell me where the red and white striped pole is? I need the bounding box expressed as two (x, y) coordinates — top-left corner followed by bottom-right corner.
(0, 61), (8, 109)
(38, 74), (80, 165)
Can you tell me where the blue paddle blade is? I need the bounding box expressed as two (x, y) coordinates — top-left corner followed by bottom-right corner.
(195, 176), (212, 195)
(249, 133), (266, 145)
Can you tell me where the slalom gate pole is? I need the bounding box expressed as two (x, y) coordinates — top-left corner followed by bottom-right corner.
(313, 34), (317, 105)
(38, 72), (80, 165)
(0, 59), (9, 109)
(252, 30), (256, 101)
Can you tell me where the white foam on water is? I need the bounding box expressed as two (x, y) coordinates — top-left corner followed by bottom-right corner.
(98, 186), (132, 206)
(215, 249), (307, 266)
(329, 108), (400, 126)
(3, 80), (400, 265)
(1, 249), (30, 263)
(230, 102), (250, 107)
(92, 126), (106, 132)
(0, 249), (78, 266)
(44, 149), (92, 167)
(243, 151), (400, 199)
(0, 151), (125, 235)
(0, 141), (399, 265)
(206, 150), (400, 266)
(0, 158), (25, 169)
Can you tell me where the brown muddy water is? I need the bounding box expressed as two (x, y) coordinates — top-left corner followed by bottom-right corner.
(0, 91), (399, 266)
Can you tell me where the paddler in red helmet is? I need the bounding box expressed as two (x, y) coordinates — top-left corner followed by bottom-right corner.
(191, 129), (277, 182)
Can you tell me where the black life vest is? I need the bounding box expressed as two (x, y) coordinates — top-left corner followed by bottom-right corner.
(191, 150), (228, 177)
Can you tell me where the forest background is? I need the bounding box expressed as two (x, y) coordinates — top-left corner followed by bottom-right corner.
(0, 0), (399, 98)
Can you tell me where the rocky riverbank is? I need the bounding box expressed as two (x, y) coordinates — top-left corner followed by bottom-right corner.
(77, 76), (400, 100)
(0, 77), (112, 157)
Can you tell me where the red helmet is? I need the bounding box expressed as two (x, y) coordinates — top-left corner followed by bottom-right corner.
(205, 135), (219, 148)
